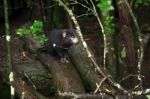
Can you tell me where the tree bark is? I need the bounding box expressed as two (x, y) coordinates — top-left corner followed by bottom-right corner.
(3, 0), (12, 76)
(38, 53), (86, 93)
(69, 42), (123, 95)
(14, 59), (54, 98)
(116, 0), (138, 89)
(10, 37), (56, 98)
(43, 0), (53, 33)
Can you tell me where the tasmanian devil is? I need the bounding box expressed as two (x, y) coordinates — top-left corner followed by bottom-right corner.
(43, 29), (79, 63)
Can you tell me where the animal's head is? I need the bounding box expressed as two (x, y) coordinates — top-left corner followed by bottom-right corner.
(61, 29), (79, 47)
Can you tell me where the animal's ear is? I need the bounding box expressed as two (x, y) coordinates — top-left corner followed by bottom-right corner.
(62, 31), (67, 38)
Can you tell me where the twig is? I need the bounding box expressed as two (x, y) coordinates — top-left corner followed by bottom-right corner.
(76, 12), (93, 18)
(74, 0), (93, 13)
(58, 91), (111, 98)
(132, 88), (150, 95)
(94, 76), (107, 93)
(24, 72), (37, 89)
(89, 0), (107, 71)
(44, 3), (58, 9)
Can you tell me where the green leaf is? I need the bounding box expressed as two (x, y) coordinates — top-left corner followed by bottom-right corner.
(102, 16), (115, 36)
(97, 0), (114, 14)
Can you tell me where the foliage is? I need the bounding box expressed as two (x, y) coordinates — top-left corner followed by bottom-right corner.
(97, 0), (114, 16)
(102, 16), (115, 36)
(134, 0), (150, 6)
(97, 0), (115, 37)
(17, 20), (47, 44)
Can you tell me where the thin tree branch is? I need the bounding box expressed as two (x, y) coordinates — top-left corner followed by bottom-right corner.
(94, 76), (107, 93)
(89, 0), (107, 70)
(3, 0), (14, 98)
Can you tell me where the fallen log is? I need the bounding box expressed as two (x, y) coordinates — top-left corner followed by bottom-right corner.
(23, 36), (86, 93)
(0, 37), (56, 98)
(23, 36), (124, 95)
(69, 42), (126, 95)
(14, 59), (55, 98)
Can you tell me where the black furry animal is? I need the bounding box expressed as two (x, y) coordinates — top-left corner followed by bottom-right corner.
(43, 29), (79, 62)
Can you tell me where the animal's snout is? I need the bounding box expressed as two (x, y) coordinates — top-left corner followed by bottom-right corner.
(70, 37), (79, 44)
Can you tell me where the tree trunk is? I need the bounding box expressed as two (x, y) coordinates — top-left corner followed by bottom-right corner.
(3, 0), (11, 76)
(43, 0), (53, 33)
(116, 0), (138, 89)
(30, 0), (43, 21)
(106, 37), (117, 79)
